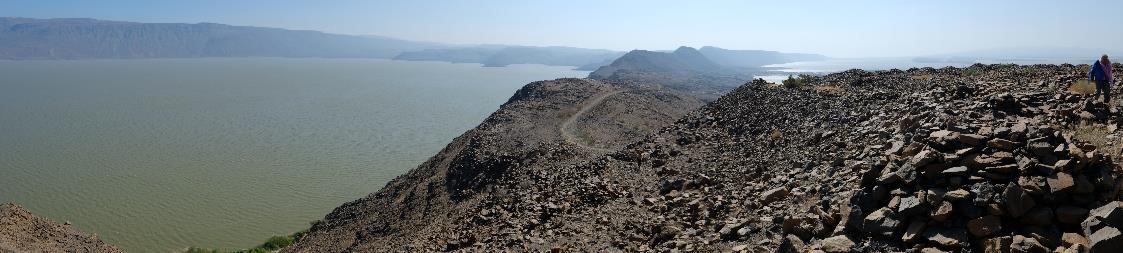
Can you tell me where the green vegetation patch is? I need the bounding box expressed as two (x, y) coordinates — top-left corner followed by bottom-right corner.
(184, 225), (312, 253)
(960, 67), (983, 76)
(782, 74), (818, 88)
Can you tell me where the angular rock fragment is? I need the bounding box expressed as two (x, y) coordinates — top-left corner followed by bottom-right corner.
(902, 220), (925, 242)
(761, 187), (789, 205)
(941, 166), (968, 176)
(1083, 202), (1123, 238)
(983, 236), (1012, 253)
(1089, 227), (1123, 253)
(957, 134), (987, 146)
(777, 234), (805, 253)
(931, 201), (953, 222)
(923, 227), (966, 248)
(1011, 234), (1049, 253)
(1004, 184), (1036, 218)
(1061, 232), (1089, 248)
(911, 150), (938, 167)
(863, 207), (901, 237)
(1047, 172), (1075, 193)
(987, 138), (1018, 150)
(817, 235), (855, 253)
(898, 196), (924, 216)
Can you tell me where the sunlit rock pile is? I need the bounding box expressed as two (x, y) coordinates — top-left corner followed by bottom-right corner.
(644, 64), (1123, 253)
(283, 64), (1123, 253)
(801, 65), (1123, 253)
(847, 115), (1121, 253)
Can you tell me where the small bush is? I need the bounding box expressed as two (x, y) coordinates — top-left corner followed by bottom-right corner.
(259, 236), (294, 250)
(750, 78), (770, 86)
(184, 248), (221, 253)
(184, 234), (297, 253)
(782, 74), (817, 88)
(960, 67), (982, 76)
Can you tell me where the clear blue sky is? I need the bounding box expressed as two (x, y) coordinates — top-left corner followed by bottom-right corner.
(4, 0), (1121, 57)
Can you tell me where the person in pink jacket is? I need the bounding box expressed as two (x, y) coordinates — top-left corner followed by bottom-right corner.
(1089, 54), (1114, 103)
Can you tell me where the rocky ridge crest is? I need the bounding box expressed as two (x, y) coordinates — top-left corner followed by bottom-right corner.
(0, 203), (121, 253)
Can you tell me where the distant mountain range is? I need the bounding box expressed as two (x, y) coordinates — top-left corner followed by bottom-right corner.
(394, 45), (624, 70)
(0, 17), (829, 72)
(697, 46), (827, 70)
(0, 17), (626, 69)
(0, 17), (441, 59)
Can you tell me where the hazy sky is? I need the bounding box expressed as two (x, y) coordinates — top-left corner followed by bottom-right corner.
(4, 0), (1122, 57)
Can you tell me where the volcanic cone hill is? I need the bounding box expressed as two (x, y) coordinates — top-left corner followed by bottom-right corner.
(0, 203), (121, 253)
(286, 63), (1123, 253)
(589, 47), (752, 97)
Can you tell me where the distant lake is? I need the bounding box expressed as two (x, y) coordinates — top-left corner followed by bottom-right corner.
(0, 58), (588, 252)
(755, 57), (1087, 83)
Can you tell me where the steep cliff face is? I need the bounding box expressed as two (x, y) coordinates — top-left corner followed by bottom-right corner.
(0, 203), (121, 253)
(283, 78), (706, 252)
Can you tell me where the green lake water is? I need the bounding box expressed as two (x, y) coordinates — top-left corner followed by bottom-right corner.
(0, 58), (588, 252)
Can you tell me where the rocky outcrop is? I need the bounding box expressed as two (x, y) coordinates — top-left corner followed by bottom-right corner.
(287, 63), (1123, 252)
(847, 92), (1123, 252)
(0, 203), (121, 253)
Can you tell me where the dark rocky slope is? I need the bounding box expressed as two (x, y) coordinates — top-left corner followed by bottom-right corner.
(286, 63), (1123, 252)
(283, 78), (707, 252)
(0, 203), (121, 253)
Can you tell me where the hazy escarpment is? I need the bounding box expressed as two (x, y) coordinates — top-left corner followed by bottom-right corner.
(393, 46), (624, 70)
(0, 17), (622, 68)
(0, 17), (439, 59)
(697, 46), (827, 70)
(393, 46), (504, 64)
(0, 203), (121, 253)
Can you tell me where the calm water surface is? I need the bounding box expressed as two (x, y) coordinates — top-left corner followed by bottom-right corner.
(0, 58), (587, 252)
